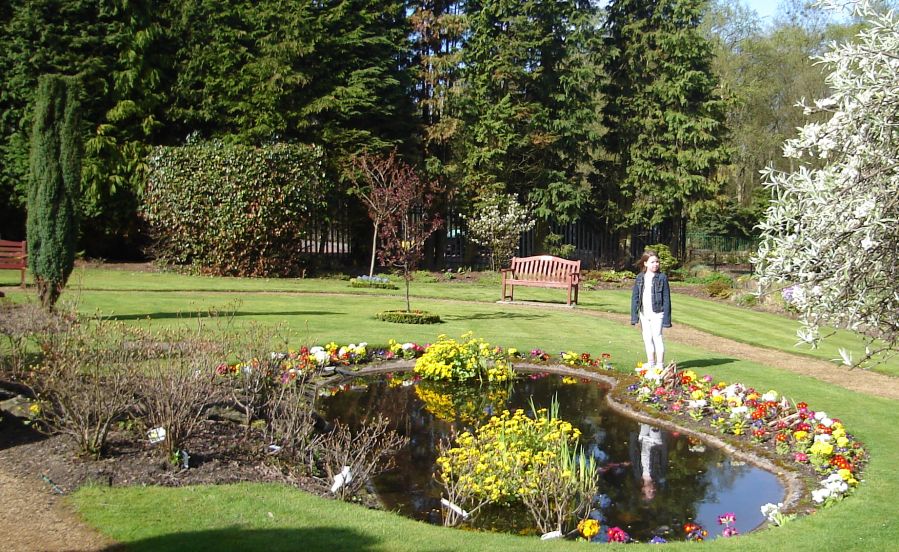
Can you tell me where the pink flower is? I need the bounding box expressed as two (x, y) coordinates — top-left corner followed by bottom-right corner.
(717, 512), (736, 525)
(607, 527), (629, 543)
(794, 452), (809, 463)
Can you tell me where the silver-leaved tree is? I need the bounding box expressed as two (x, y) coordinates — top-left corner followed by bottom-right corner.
(754, 0), (899, 366)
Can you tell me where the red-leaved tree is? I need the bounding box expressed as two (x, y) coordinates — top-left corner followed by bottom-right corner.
(372, 154), (443, 312)
(349, 151), (405, 277)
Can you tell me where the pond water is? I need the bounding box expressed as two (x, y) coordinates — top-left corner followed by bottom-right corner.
(318, 370), (784, 542)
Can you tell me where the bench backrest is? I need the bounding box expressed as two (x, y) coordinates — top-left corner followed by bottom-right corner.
(0, 239), (26, 263)
(509, 255), (580, 281)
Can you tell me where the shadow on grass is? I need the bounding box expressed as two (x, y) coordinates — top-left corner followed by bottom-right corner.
(99, 527), (385, 552)
(101, 311), (344, 321)
(442, 311), (542, 321)
(677, 358), (737, 369)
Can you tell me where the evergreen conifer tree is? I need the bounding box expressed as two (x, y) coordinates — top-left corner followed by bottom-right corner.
(602, 0), (730, 256)
(27, 74), (81, 309)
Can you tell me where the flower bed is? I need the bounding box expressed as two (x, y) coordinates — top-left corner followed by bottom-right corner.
(627, 362), (867, 511)
(349, 275), (398, 289)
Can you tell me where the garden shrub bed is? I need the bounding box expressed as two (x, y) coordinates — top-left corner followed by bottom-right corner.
(374, 310), (441, 324)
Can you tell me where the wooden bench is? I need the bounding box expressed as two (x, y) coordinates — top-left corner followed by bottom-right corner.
(501, 255), (581, 306)
(0, 240), (27, 287)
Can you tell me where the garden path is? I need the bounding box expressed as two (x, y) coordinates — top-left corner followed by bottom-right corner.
(1, 293), (898, 551)
(579, 309), (899, 401)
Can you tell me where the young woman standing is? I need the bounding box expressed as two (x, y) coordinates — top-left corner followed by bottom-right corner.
(630, 251), (672, 369)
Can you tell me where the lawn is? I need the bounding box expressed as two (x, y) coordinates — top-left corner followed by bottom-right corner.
(3, 266), (899, 550)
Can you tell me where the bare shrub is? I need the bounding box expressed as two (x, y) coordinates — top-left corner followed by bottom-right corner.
(138, 326), (225, 463)
(264, 377), (323, 471)
(220, 322), (292, 433)
(26, 318), (141, 458)
(316, 415), (409, 501)
(0, 301), (74, 382)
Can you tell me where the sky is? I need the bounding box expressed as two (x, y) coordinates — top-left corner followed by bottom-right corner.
(743, 0), (779, 19)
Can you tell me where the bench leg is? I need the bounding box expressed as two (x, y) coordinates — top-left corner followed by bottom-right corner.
(20, 268), (25, 288)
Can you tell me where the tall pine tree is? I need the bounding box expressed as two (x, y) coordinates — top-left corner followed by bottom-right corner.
(27, 75), (82, 309)
(457, 0), (604, 231)
(602, 0), (729, 257)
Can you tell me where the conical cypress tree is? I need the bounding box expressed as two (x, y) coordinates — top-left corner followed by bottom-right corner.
(27, 74), (82, 309)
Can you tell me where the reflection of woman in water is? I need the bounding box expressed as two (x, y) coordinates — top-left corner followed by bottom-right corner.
(629, 423), (668, 500)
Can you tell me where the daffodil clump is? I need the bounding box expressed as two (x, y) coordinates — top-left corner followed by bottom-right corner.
(436, 406), (581, 504)
(414, 333), (513, 383)
(414, 381), (510, 425)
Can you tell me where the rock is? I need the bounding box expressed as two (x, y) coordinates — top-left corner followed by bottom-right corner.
(0, 395), (33, 418)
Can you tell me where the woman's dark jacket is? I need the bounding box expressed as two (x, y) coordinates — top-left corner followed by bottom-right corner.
(630, 272), (672, 327)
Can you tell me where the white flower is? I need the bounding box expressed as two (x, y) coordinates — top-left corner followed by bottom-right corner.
(760, 502), (783, 522)
(401, 342), (415, 351)
(812, 488), (831, 503)
(687, 399), (707, 409)
(761, 391), (778, 402)
(730, 406), (749, 418)
(861, 237), (876, 250)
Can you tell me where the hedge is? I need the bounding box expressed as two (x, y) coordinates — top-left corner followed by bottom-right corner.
(143, 141), (330, 276)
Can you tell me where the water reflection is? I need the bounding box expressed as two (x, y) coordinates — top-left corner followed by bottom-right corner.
(318, 372), (783, 541)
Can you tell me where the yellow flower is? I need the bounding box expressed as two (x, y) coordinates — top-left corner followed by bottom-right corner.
(28, 403), (41, 416)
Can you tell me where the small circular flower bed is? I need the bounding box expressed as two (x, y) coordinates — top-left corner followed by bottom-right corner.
(374, 309), (441, 324)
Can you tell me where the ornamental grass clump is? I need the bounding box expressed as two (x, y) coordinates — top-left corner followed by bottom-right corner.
(436, 398), (596, 533)
(414, 333), (513, 383)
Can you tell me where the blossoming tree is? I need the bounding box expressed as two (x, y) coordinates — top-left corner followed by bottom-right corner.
(465, 192), (534, 271)
(754, 0), (899, 365)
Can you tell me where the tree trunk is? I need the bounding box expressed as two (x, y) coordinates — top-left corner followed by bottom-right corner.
(369, 221), (379, 277)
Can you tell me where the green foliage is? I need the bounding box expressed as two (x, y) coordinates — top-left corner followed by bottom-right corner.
(142, 141), (330, 277)
(684, 272), (733, 286)
(602, 0), (730, 252)
(544, 233), (576, 260)
(456, 0), (604, 222)
(644, 243), (679, 273)
(27, 74), (82, 309)
(374, 310), (441, 324)
(582, 269), (635, 283)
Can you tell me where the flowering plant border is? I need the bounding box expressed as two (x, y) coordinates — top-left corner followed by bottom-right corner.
(220, 335), (868, 538)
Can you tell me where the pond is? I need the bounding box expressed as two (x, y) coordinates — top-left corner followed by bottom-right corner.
(318, 369), (784, 542)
